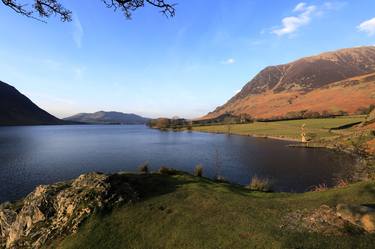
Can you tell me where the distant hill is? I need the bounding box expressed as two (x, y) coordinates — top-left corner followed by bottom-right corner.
(0, 80), (63, 125)
(204, 46), (375, 119)
(64, 111), (150, 124)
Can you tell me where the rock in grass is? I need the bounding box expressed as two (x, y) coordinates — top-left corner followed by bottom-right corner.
(282, 204), (373, 235)
(336, 204), (375, 233)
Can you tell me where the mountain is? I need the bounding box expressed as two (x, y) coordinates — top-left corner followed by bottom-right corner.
(0, 80), (63, 125)
(64, 111), (150, 124)
(204, 46), (375, 119)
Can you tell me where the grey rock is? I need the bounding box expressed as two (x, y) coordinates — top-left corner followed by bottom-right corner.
(0, 172), (138, 249)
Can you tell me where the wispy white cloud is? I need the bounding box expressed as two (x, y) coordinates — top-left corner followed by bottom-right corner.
(293, 2), (308, 12)
(271, 2), (346, 37)
(272, 2), (317, 36)
(322, 1), (347, 11)
(221, 58), (236, 65)
(72, 15), (84, 48)
(358, 17), (375, 36)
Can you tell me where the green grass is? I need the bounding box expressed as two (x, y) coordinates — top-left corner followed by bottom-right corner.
(49, 172), (375, 249)
(193, 116), (366, 141)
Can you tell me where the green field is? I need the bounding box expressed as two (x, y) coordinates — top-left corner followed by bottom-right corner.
(193, 116), (366, 141)
(50, 172), (375, 249)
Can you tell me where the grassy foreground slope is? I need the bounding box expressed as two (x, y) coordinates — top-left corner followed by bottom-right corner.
(51, 173), (375, 249)
(193, 116), (366, 141)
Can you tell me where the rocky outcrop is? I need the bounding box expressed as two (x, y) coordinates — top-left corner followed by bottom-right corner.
(282, 204), (375, 235)
(0, 172), (138, 249)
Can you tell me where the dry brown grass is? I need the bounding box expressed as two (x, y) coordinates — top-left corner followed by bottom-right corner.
(203, 73), (375, 120)
(335, 179), (349, 188)
(194, 164), (203, 177)
(310, 184), (329, 192)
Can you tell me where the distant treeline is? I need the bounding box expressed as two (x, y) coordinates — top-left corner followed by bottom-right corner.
(148, 105), (375, 129)
(148, 113), (253, 129)
(259, 105), (375, 122)
(258, 110), (348, 122)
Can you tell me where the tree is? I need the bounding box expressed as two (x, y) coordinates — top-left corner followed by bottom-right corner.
(223, 116), (233, 135)
(1, 0), (176, 22)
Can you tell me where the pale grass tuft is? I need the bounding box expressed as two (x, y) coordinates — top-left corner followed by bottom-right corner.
(335, 179), (349, 188)
(247, 176), (273, 192)
(311, 183), (328, 192)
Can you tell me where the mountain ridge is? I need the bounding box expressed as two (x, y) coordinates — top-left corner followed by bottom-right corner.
(64, 111), (150, 124)
(205, 46), (375, 119)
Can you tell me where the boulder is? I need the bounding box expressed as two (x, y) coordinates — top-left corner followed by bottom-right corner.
(336, 204), (375, 233)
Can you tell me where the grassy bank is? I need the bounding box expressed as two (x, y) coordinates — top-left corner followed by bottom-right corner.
(49, 172), (375, 249)
(193, 116), (366, 142)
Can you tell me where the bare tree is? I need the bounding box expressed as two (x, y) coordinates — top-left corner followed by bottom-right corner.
(1, 0), (176, 22)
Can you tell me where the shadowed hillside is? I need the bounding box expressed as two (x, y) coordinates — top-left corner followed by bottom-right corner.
(0, 81), (63, 126)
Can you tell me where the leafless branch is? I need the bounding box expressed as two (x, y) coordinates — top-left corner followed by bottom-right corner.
(2, 0), (72, 22)
(1, 0), (176, 21)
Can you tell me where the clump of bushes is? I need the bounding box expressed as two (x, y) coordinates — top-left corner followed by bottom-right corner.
(194, 164), (203, 177)
(158, 166), (178, 175)
(138, 161), (149, 174)
(247, 176), (273, 192)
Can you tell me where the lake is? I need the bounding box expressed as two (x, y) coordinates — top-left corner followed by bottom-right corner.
(0, 125), (356, 202)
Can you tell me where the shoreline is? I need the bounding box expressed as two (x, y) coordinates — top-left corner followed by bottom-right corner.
(192, 129), (303, 143)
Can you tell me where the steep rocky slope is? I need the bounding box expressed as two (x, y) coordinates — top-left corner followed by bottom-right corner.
(205, 46), (375, 119)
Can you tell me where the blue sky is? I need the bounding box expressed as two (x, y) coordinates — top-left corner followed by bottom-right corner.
(1, 0), (375, 118)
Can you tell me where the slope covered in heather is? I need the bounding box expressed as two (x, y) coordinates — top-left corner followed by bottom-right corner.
(205, 46), (375, 119)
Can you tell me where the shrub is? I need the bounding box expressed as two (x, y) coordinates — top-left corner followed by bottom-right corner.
(306, 132), (317, 141)
(247, 176), (273, 192)
(214, 175), (227, 183)
(194, 164), (203, 177)
(303, 111), (321, 119)
(336, 110), (348, 116)
(138, 161), (149, 174)
(158, 166), (178, 175)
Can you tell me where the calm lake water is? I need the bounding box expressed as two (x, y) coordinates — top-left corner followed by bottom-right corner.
(0, 125), (356, 202)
